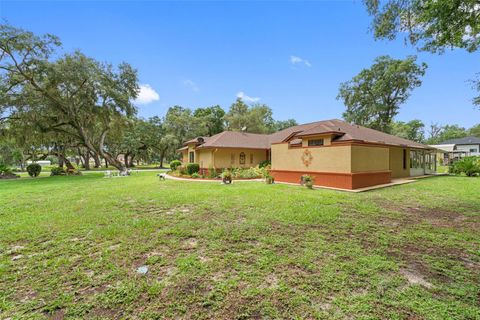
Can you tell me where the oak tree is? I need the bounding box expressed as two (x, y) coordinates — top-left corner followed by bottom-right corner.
(338, 55), (427, 133)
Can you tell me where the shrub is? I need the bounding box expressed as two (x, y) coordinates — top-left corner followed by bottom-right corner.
(170, 160), (182, 171)
(259, 160), (271, 168)
(191, 172), (200, 179)
(208, 166), (219, 179)
(221, 169), (232, 184)
(176, 166), (187, 175)
(186, 163), (200, 175)
(26, 163), (42, 177)
(301, 174), (314, 189)
(0, 164), (13, 175)
(449, 157), (480, 177)
(66, 168), (82, 176)
(265, 174), (274, 184)
(50, 166), (67, 176)
(238, 167), (261, 179)
(0, 164), (19, 179)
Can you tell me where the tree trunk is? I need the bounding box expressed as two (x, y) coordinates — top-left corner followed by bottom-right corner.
(83, 150), (91, 170)
(124, 153), (130, 168)
(129, 154), (135, 167)
(56, 145), (65, 168)
(92, 152), (101, 168)
(53, 151), (75, 171)
(97, 130), (126, 173)
(79, 155), (85, 168)
(79, 127), (126, 173)
(64, 157), (76, 171)
(104, 158), (109, 168)
(159, 148), (167, 168)
(159, 154), (164, 169)
(20, 154), (26, 171)
(78, 148), (85, 168)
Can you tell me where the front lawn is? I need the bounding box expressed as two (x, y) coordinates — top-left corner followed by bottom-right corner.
(0, 174), (479, 319)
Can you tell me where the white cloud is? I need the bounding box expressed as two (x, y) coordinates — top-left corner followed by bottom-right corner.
(236, 91), (260, 103)
(290, 55), (311, 67)
(183, 79), (199, 92)
(134, 84), (160, 105)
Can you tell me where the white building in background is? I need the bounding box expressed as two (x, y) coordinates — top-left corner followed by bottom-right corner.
(26, 160), (51, 167)
(430, 136), (480, 165)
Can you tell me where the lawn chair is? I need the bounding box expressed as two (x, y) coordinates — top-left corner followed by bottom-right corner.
(104, 170), (112, 178)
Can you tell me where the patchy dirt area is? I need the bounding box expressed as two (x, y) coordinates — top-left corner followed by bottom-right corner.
(374, 200), (480, 231)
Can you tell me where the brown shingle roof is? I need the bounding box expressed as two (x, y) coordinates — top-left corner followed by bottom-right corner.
(196, 131), (271, 149)
(183, 119), (432, 150)
(306, 119), (429, 148)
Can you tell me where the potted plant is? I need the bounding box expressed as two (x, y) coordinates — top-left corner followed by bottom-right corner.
(265, 174), (274, 184)
(301, 175), (314, 189)
(221, 170), (232, 184)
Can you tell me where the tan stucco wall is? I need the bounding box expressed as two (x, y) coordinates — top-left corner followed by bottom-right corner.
(271, 143), (351, 173)
(181, 151), (188, 163)
(301, 135), (333, 147)
(197, 149), (213, 169)
(389, 147), (410, 178)
(351, 145), (390, 173)
(206, 148), (267, 168)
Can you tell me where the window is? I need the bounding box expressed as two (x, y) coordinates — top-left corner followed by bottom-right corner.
(239, 152), (246, 165)
(308, 139), (324, 147)
(470, 148), (478, 153)
(230, 153), (235, 165)
(410, 150), (424, 169)
(189, 151), (194, 163)
(402, 149), (407, 170)
(250, 153), (254, 164)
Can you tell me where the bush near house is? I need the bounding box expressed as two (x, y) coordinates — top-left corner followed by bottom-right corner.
(170, 160), (182, 171)
(449, 156), (480, 177)
(26, 163), (42, 177)
(186, 163), (200, 175)
(259, 160), (271, 168)
(301, 174), (314, 189)
(233, 167), (261, 179)
(171, 165), (262, 180)
(50, 167), (67, 176)
(208, 166), (219, 179)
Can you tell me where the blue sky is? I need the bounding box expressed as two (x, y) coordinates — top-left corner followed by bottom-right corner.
(1, 1), (479, 129)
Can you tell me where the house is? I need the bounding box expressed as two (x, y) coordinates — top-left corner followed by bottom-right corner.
(179, 119), (437, 190)
(429, 136), (480, 165)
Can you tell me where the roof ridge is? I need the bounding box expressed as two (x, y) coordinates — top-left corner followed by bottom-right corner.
(207, 131), (228, 145)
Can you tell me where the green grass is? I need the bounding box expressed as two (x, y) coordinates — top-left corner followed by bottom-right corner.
(0, 174), (479, 319)
(437, 165), (449, 173)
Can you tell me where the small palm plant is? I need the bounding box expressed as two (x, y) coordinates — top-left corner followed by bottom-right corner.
(221, 169), (232, 184)
(301, 175), (314, 189)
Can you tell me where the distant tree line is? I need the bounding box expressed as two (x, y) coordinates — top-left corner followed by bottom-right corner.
(0, 24), (296, 171)
(390, 120), (480, 144)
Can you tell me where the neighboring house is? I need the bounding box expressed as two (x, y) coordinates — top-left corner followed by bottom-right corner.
(430, 136), (480, 165)
(179, 119), (437, 190)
